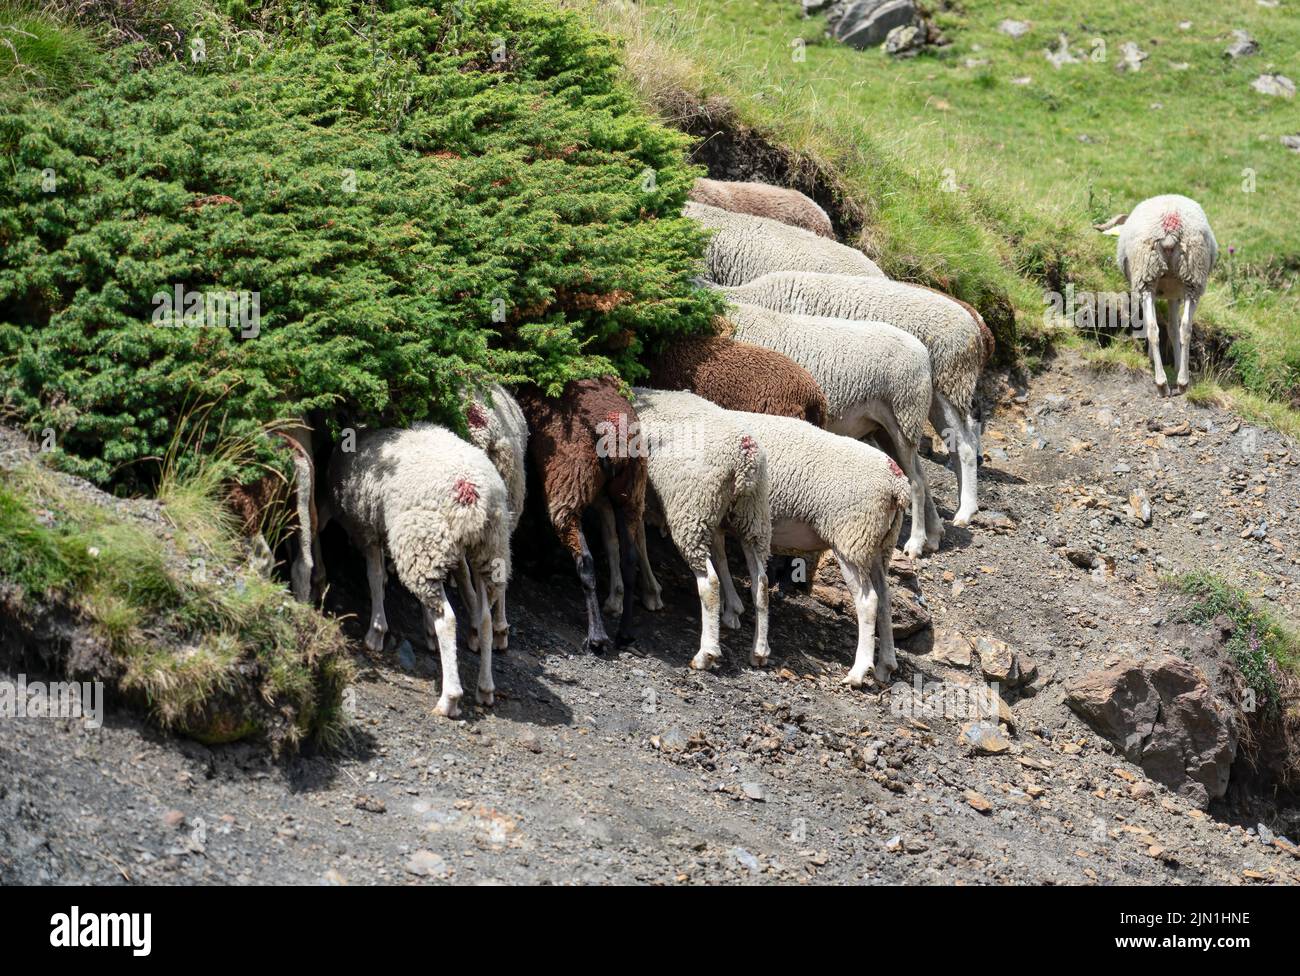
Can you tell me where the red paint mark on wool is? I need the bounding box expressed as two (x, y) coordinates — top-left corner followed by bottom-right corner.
(452, 477), (479, 506)
(466, 403), (488, 429)
(888, 458), (905, 478)
(1161, 211), (1183, 234)
(740, 435), (757, 457)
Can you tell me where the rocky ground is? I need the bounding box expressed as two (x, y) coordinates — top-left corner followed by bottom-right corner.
(2, 347), (1299, 885)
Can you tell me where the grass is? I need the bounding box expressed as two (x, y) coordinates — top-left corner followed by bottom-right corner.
(0, 1), (102, 95)
(595, 0), (1300, 425)
(0, 447), (353, 752)
(1175, 571), (1300, 789)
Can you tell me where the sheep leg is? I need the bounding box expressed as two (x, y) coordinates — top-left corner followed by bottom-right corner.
(836, 554), (879, 689)
(887, 435), (932, 559)
(917, 462), (945, 551)
(635, 519), (664, 611)
(362, 541), (389, 653)
(1167, 294), (1184, 395)
(597, 498), (624, 615)
(1177, 296), (1198, 393)
(741, 539), (771, 667)
(688, 555), (723, 671)
(566, 521), (613, 655)
(424, 581), (463, 718)
(869, 553), (897, 683)
(457, 556), (480, 645)
(1141, 289), (1169, 395)
(711, 530), (744, 629)
(937, 394), (979, 526)
(491, 581), (510, 651)
(475, 575), (495, 706)
(613, 503), (640, 647)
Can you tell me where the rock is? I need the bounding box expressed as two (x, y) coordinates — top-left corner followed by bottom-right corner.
(998, 19), (1030, 39)
(891, 585), (931, 638)
(802, 0), (834, 14)
(741, 781), (766, 802)
(961, 721), (1011, 755)
(322, 868), (348, 885)
(930, 629), (972, 668)
(1252, 74), (1296, 98)
(964, 789), (993, 813)
(1117, 42), (1148, 72)
(1281, 134), (1300, 153)
(162, 809), (186, 829)
(1065, 657), (1237, 809)
(404, 849), (451, 878)
(884, 23), (924, 57)
(354, 794), (387, 813)
(731, 846), (761, 873)
(1129, 488), (1152, 524)
(973, 635), (1015, 682)
(1066, 548), (1100, 570)
(828, 0), (917, 50)
(654, 727), (689, 754)
(1225, 30), (1259, 59)
(1189, 510), (1210, 525)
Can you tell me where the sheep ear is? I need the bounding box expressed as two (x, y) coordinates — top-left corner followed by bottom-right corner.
(1095, 212), (1128, 235)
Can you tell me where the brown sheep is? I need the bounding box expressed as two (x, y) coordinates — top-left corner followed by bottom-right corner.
(688, 178), (835, 239)
(515, 377), (648, 654)
(644, 335), (828, 427)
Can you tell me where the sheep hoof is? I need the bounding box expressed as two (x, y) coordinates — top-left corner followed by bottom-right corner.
(615, 630), (637, 649)
(492, 628), (510, 651)
(923, 534), (943, 554)
(842, 668), (869, 689)
(1155, 381), (1170, 397)
(749, 650), (770, 668)
(952, 512), (974, 528)
(902, 538), (925, 560)
(874, 663), (895, 685)
(477, 685), (495, 707)
(641, 590), (664, 611)
(364, 627), (386, 653)
(583, 636), (613, 655)
(689, 651), (720, 671)
(721, 610), (741, 630)
(434, 693), (462, 719)
(602, 595), (623, 615)
(1176, 382), (1189, 396)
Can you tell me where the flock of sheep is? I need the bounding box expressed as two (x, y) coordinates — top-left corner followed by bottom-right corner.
(249, 179), (1218, 719)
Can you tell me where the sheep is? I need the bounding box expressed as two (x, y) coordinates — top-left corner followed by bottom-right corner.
(328, 423), (510, 718)
(721, 272), (985, 525)
(461, 383), (528, 650)
(1113, 194), (1218, 396)
(616, 387), (773, 670)
(684, 201), (883, 285)
(722, 301), (941, 559)
(716, 411), (911, 687)
(515, 377), (647, 654)
(227, 423), (323, 603)
(645, 335), (828, 427)
(688, 177), (836, 239)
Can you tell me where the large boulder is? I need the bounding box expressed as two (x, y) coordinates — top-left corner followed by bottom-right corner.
(827, 0), (918, 50)
(1066, 656), (1237, 808)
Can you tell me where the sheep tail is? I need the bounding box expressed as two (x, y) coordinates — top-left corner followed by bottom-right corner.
(733, 434), (764, 498)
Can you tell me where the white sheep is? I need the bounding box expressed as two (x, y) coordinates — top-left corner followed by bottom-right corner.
(1113, 194), (1218, 395)
(688, 177), (836, 238)
(721, 271), (985, 525)
(607, 387), (774, 670)
(461, 383), (528, 650)
(717, 411), (911, 687)
(329, 423), (511, 718)
(723, 301), (941, 558)
(685, 201), (884, 285)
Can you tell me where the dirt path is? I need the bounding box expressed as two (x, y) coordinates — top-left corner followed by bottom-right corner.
(3, 348), (1299, 885)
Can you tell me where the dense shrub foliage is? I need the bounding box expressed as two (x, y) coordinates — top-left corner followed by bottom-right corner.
(0, 0), (720, 490)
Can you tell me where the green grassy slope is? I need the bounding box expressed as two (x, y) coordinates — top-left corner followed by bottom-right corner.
(613, 0), (1300, 404)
